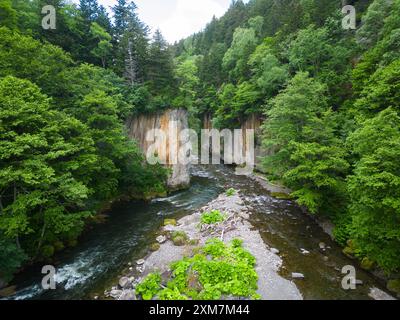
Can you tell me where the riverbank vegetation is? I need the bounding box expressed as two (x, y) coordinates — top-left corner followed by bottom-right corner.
(171, 0), (400, 277)
(135, 239), (259, 300)
(0, 0), (170, 283)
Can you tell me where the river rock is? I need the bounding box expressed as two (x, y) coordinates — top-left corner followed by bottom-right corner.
(109, 289), (123, 299)
(300, 248), (310, 255)
(164, 219), (177, 227)
(119, 290), (136, 301)
(368, 287), (396, 300)
(119, 277), (132, 289)
(356, 279), (364, 286)
(270, 248), (280, 255)
(292, 273), (305, 279)
(136, 265), (145, 273)
(136, 259), (145, 266)
(319, 242), (326, 250)
(156, 235), (167, 244)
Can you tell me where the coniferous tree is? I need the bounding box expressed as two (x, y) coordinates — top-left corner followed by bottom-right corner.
(146, 29), (176, 95)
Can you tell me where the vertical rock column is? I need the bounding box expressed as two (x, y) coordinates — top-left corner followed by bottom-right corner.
(126, 109), (191, 191)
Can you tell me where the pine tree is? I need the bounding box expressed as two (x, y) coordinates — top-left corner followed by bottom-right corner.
(112, 0), (149, 83)
(147, 29), (176, 94)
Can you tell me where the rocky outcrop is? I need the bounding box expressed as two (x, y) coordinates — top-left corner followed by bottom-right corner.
(110, 192), (303, 300)
(126, 109), (191, 191)
(203, 113), (266, 172)
(240, 114), (266, 172)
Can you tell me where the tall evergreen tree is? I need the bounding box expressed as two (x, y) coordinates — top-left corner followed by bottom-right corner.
(146, 29), (176, 95)
(112, 0), (149, 84)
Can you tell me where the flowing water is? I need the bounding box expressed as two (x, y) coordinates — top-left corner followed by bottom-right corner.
(6, 165), (391, 300)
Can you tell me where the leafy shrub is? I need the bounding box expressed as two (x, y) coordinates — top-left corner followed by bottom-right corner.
(226, 188), (237, 197)
(135, 239), (260, 300)
(201, 210), (225, 225)
(171, 231), (189, 246)
(135, 273), (162, 300)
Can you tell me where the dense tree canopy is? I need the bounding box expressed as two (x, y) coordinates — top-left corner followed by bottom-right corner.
(171, 0), (400, 275)
(0, 0), (169, 282)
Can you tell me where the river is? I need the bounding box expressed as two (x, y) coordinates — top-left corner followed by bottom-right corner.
(6, 165), (391, 300)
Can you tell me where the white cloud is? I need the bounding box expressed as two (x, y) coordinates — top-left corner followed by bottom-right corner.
(73, 0), (247, 43)
(155, 0), (227, 43)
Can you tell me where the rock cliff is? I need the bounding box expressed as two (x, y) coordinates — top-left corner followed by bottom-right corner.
(126, 109), (191, 191)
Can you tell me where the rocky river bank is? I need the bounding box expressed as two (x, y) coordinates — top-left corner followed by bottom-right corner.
(105, 191), (303, 300)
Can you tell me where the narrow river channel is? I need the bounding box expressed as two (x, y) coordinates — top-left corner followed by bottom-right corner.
(7, 165), (391, 300)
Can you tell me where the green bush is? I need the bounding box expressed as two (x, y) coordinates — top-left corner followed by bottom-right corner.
(135, 273), (162, 300)
(201, 210), (225, 225)
(135, 239), (260, 300)
(226, 188), (237, 197)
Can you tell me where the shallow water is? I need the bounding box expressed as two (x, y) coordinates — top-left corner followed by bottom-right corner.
(7, 165), (390, 300)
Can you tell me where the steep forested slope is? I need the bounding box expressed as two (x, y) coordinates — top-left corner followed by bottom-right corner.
(0, 0), (171, 283)
(172, 0), (400, 277)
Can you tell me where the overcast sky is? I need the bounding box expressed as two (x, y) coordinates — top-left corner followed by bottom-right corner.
(73, 0), (249, 43)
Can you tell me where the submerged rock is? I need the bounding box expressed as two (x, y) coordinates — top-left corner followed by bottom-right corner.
(300, 248), (310, 255)
(292, 273), (305, 279)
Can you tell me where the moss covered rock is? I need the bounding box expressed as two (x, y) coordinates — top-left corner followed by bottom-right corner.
(150, 243), (161, 252)
(164, 219), (177, 226)
(342, 246), (355, 258)
(171, 231), (188, 246)
(360, 257), (375, 271)
(387, 279), (400, 296)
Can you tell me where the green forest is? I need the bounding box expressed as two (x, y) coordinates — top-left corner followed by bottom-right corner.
(0, 0), (400, 297)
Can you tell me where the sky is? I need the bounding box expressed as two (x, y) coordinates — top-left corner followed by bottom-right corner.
(74, 0), (249, 43)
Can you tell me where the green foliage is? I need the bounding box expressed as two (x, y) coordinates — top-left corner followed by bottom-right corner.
(262, 72), (329, 177)
(226, 188), (237, 197)
(0, 236), (27, 282)
(201, 210), (225, 225)
(171, 231), (189, 246)
(0, 0), (17, 29)
(136, 239), (259, 300)
(346, 108), (400, 272)
(135, 273), (162, 300)
(0, 76), (97, 262)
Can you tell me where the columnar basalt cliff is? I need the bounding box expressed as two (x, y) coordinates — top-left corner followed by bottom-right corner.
(126, 109), (191, 191)
(203, 113), (266, 172)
